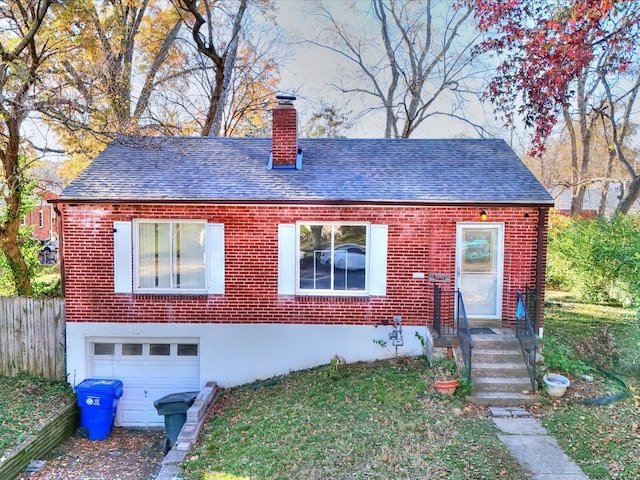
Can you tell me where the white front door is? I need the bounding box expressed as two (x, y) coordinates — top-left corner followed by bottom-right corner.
(455, 223), (504, 319)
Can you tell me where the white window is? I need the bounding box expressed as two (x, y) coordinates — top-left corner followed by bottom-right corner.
(38, 210), (44, 228)
(136, 220), (205, 291)
(278, 222), (388, 296)
(113, 220), (224, 294)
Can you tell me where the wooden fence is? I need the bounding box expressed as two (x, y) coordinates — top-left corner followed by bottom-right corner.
(0, 297), (66, 380)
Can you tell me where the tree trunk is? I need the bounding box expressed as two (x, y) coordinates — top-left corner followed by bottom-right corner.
(570, 186), (587, 216)
(1, 122), (33, 295)
(201, 61), (225, 136)
(0, 221), (32, 295)
(616, 176), (640, 214)
(598, 150), (616, 217)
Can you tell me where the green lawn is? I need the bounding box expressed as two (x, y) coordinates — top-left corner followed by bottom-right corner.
(181, 358), (528, 480)
(0, 374), (75, 454)
(538, 291), (640, 479)
(1, 290), (637, 479)
(182, 290), (640, 480)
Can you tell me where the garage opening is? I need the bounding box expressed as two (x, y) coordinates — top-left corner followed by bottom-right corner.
(90, 339), (200, 427)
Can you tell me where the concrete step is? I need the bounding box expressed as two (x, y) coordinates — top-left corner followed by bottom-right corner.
(466, 392), (539, 407)
(473, 349), (524, 364)
(472, 336), (520, 351)
(472, 376), (533, 394)
(468, 319), (502, 329)
(466, 329), (540, 407)
(472, 362), (529, 378)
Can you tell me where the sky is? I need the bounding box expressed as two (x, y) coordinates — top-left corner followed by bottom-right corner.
(271, 0), (494, 140)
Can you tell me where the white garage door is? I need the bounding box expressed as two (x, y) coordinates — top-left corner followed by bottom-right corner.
(90, 339), (200, 427)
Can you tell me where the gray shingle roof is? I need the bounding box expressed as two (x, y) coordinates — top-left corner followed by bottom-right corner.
(60, 137), (553, 205)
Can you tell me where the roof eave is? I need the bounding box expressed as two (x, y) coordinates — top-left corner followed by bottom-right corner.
(51, 197), (555, 208)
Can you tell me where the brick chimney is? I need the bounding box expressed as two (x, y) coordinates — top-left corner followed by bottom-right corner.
(271, 95), (300, 169)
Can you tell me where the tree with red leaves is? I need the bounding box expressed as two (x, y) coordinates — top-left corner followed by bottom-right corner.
(468, 0), (640, 216)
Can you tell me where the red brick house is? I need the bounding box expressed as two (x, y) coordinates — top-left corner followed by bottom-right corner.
(54, 99), (553, 426)
(23, 189), (59, 241)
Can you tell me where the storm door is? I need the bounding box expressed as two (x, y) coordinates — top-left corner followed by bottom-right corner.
(455, 224), (504, 319)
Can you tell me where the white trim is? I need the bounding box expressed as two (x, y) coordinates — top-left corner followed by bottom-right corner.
(113, 221), (133, 293)
(133, 219), (207, 294)
(455, 222), (504, 319)
(369, 224), (388, 295)
(295, 222), (370, 296)
(74, 201), (551, 209)
(206, 223), (225, 294)
(278, 224), (296, 294)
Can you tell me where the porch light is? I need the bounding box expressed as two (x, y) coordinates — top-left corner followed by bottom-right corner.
(480, 210), (488, 221)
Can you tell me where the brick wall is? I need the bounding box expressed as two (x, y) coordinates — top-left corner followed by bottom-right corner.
(25, 190), (59, 241)
(271, 105), (297, 166)
(60, 203), (546, 328)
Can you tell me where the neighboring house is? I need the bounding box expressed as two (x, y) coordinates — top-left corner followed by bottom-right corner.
(20, 188), (60, 264)
(54, 99), (553, 426)
(551, 183), (640, 217)
(22, 189), (59, 241)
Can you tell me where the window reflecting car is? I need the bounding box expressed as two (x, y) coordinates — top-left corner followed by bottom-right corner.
(319, 243), (366, 270)
(464, 239), (490, 261)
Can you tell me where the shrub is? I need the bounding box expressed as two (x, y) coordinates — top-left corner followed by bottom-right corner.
(542, 335), (592, 376)
(546, 212), (640, 306)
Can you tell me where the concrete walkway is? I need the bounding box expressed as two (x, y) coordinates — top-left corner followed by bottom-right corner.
(490, 407), (589, 480)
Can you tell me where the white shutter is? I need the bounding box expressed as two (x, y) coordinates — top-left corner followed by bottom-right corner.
(207, 223), (225, 294)
(113, 221), (132, 293)
(278, 224), (296, 295)
(369, 224), (388, 295)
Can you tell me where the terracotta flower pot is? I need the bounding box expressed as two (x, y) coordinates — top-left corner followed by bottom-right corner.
(434, 379), (459, 395)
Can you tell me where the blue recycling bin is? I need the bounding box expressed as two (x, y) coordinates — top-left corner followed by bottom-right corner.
(75, 378), (123, 441)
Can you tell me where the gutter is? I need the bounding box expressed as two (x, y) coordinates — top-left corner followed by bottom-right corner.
(52, 204), (65, 297)
(534, 206), (549, 336)
(49, 198), (555, 208)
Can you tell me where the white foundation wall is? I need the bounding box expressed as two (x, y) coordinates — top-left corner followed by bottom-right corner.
(66, 322), (427, 388)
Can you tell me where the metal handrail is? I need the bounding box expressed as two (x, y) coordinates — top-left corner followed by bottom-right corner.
(516, 288), (537, 391)
(433, 284), (442, 336)
(433, 286), (472, 379)
(433, 285), (457, 336)
(456, 292), (473, 380)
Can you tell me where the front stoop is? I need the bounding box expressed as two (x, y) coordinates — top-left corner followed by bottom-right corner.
(466, 332), (539, 407)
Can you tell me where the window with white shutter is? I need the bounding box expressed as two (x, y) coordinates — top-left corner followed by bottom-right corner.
(113, 220), (224, 294)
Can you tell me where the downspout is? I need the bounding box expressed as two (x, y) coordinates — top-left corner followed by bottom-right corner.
(534, 207), (549, 337)
(53, 204), (65, 297)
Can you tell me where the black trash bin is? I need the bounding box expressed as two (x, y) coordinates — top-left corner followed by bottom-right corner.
(154, 391), (199, 453)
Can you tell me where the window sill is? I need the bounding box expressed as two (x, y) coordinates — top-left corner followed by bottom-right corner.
(293, 295), (372, 303)
(132, 293), (210, 301)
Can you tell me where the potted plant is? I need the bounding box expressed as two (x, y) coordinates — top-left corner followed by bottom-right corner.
(431, 357), (460, 395)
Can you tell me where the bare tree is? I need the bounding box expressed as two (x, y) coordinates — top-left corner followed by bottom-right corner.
(173, 0), (249, 136)
(309, 0), (483, 138)
(603, 70), (640, 215)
